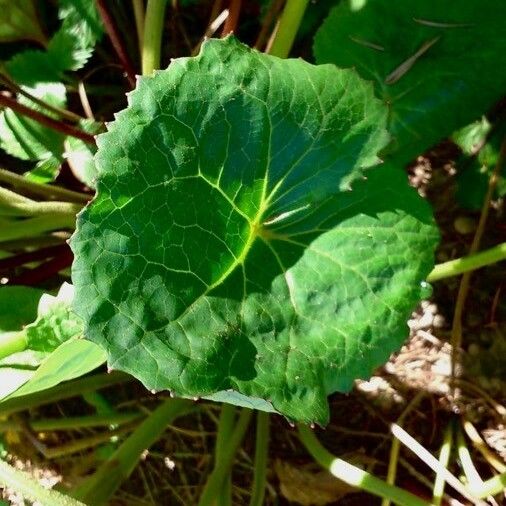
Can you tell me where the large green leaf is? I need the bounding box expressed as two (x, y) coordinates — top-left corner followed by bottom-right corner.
(314, 0), (506, 164)
(71, 37), (438, 424)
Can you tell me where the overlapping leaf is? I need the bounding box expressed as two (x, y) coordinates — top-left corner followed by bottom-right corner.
(314, 0), (506, 164)
(0, 283), (105, 402)
(71, 37), (438, 424)
(0, 0), (46, 45)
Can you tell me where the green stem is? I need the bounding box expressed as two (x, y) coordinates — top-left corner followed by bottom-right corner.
(249, 411), (270, 506)
(432, 421), (453, 506)
(214, 404), (236, 506)
(475, 472), (506, 499)
(132, 0), (145, 55)
(427, 241), (506, 282)
(457, 427), (484, 493)
(0, 196), (82, 218)
(73, 399), (193, 505)
(142, 0), (168, 75)
(267, 0), (310, 58)
(0, 214), (76, 243)
(0, 168), (90, 204)
(0, 412), (143, 432)
(297, 425), (431, 506)
(0, 459), (84, 506)
(198, 408), (252, 506)
(0, 372), (132, 417)
(0, 332), (27, 360)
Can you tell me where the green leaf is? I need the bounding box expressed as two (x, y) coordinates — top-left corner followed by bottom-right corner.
(7, 339), (106, 399)
(313, 0), (506, 164)
(24, 283), (83, 353)
(0, 82), (66, 164)
(0, 286), (43, 332)
(0, 0), (46, 45)
(0, 283), (103, 402)
(454, 118), (506, 209)
(71, 37), (438, 424)
(65, 119), (102, 188)
(49, 0), (103, 72)
(6, 0), (103, 86)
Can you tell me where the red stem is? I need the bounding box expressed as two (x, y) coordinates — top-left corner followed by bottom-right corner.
(7, 248), (74, 286)
(95, 0), (137, 88)
(222, 0), (242, 36)
(0, 244), (69, 271)
(0, 94), (95, 144)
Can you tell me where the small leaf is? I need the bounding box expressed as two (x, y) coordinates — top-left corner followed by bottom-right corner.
(25, 283), (83, 353)
(0, 0), (46, 45)
(65, 119), (102, 188)
(71, 37), (438, 424)
(314, 0), (506, 164)
(455, 119), (506, 209)
(7, 339), (106, 399)
(0, 286), (43, 332)
(0, 82), (66, 164)
(0, 283), (102, 402)
(5, 0), (103, 86)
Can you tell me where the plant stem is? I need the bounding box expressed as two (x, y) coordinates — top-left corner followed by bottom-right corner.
(0, 412), (143, 432)
(0, 94), (95, 144)
(0, 244), (69, 270)
(382, 392), (424, 506)
(221, 0), (242, 36)
(0, 215), (76, 243)
(267, 0), (310, 58)
(427, 241), (506, 282)
(450, 137), (505, 380)
(249, 411), (270, 506)
(95, 0), (136, 87)
(0, 168), (90, 204)
(7, 247), (74, 285)
(73, 399), (193, 505)
(198, 408), (252, 506)
(0, 332), (27, 360)
(475, 472), (506, 499)
(142, 0), (168, 76)
(0, 459), (85, 506)
(456, 426), (484, 492)
(432, 421), (453, 506)
(0, 198), (82, 218)
(297, 425), (431, 506)
(0, 73), (83, 123)
(462, 419), (506, 473)
(390, 423), (486, 506)
(214, 404), (236, 506)
(132, 0), (145, 55)
(0, 372), (132, 417)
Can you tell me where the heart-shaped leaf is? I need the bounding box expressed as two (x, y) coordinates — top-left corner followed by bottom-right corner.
(71, 37), (438, 424)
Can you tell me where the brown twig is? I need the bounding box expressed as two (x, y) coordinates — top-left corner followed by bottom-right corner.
(95, 0), (137, 88)
(0, 94), (95, 144)
(0, 73), (83, 123)
(0, 244), (69, 271)
(221, 0), (242, 36)
(254, 0), (285, 50)
(7, 247), (73, 285)
(450, 137), (506, 381)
